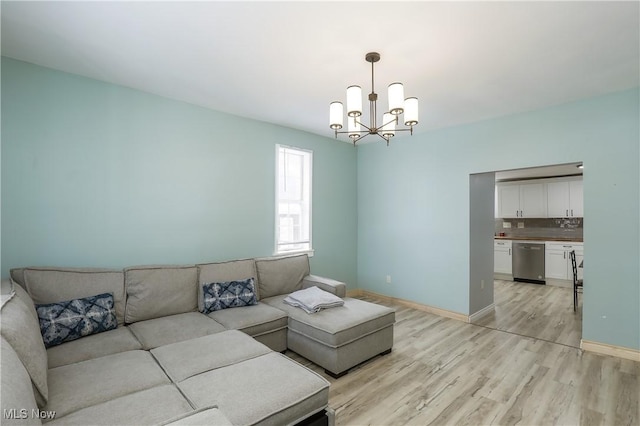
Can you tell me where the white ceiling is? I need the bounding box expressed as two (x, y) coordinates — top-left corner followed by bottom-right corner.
(2, 1), (639, 142)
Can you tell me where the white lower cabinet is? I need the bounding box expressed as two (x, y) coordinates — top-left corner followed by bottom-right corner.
(494, 240), (512, 275)
(545, 242), (583, 281)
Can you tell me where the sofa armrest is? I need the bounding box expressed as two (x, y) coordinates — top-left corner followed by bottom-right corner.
(301, 275), (346, 298)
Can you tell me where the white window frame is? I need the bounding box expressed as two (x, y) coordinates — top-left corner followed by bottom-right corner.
(274, 144), (314, 256)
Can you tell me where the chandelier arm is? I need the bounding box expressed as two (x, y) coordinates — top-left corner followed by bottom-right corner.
(334, 129), (370, 135)
(376, 133), (391, 146)
(353, 117), (374, 132)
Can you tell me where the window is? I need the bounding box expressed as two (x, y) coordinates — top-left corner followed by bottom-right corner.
(275, 144), (312, 255)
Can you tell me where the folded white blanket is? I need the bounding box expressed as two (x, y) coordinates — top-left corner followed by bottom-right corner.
(283, 286), (344, 314)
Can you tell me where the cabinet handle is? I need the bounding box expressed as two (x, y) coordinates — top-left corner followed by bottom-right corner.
(516, 210), (519, 217)
(571, 209), (573, 216)
(564, 252), (566, 259)
(509, 248), (511, 255)
(566, 209), (568, 216)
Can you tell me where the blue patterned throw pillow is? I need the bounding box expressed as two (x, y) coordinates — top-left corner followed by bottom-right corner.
(202, 278), (258, 313)
(36, 293), (117, 348)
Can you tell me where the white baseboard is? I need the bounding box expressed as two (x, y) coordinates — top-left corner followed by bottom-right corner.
(349, 289), (468, 323)
(581, 339), (640, 362)
(468, 303), (495, 323)
(493, 273), (513, 281)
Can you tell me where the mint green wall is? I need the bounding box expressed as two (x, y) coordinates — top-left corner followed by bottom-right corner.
(3, 58), (638, 350)
(1, 58), (357, 287)
(358, 88), (640, 350)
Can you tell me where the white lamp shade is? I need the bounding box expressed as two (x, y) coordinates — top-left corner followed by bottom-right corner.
(404, 97), (419, 126)
(388, 82), (404, 115)
(381, 112), (395, 137)
(329, 101), (343, 129)
(346, 85), (362, 117)
(348, 117), (361, 140)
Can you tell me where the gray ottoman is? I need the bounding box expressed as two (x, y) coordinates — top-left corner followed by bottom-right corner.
(264, 296), (395, 378)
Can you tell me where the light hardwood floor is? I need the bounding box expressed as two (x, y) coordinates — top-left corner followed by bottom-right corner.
(475, 279), (583, 348)
(286, 294), (639, 426)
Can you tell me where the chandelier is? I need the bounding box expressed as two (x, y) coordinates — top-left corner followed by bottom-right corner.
(329, 52), (419, 146)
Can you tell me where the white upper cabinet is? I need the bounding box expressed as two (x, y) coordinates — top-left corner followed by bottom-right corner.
(569, 180), (583, 217)
(519, 183), (547, 217)
(497, 182), (546, 218)
(498, 184), (521, 218)
(496, 176), (583, 219)
(546, 177), (583, 218)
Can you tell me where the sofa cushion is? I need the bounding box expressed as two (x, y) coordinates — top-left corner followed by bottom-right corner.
(36, 293), (117, 348)
(162, 408), (232, 426)
(197, 259), (258, 310)
(47, 327), (142, 369)
(255, 254), (310, 299)
(206, 302), (288, 338)
(202, 278), (257, 313)
(178, 352), (329, 426)
(263, 295), (396, 348)
(151, 330), (271, 382)
(128, 312), (225, 350)
(46, 350), (170, 419)
(23, 268), (126, 325)
(0, 286), (49, 408)
(13, 280), (38, 319)
(46, 385), (192, 426)
(125, 266), (198, 323)
(1, 337), (42, 426)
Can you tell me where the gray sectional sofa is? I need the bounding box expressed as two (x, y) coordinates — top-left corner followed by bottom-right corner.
(1, 254), (395, 425)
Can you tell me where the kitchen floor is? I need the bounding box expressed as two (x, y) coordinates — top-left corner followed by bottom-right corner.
(473, 279), (582, 348)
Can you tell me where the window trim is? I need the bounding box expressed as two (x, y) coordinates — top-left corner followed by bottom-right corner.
(274, 144), (314, 257)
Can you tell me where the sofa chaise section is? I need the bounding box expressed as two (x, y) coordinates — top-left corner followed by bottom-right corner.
(256, 254), (395, 378)
(264, 295), (395, 378)
(151, 329), (331, 425)
(178, 352), (330, 426)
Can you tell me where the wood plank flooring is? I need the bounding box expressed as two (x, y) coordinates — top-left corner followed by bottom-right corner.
(475, 279), (583, 348)
(286, 293), (639, 426)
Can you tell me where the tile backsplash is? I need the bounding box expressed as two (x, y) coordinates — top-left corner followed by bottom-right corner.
(495, 217), (583, 239)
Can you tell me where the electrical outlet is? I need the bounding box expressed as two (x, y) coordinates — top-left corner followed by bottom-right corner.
(386, 275), (392, 284)
(481, 280), (485, 289)
(518, 222), (525, 228)
(503, 222), (511, 228)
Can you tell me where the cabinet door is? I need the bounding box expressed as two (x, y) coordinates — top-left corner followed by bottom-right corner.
(545, 249), (568, 279)
(498, 185), (520, 218)
(547, 181), (570, 217)
(494, 245), (512, 274)
(520, 183), (547, 218)
(569, 180), (583, 217)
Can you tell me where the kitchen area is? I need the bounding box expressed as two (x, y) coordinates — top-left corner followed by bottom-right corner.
(493, 165), (584, 288)
(477, 162), (585, 348)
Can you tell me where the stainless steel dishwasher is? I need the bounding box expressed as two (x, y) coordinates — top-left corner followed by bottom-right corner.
(512, 242), (545, 284)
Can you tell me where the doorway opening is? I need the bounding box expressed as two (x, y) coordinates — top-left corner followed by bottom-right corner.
(469, 162), (584, 348)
